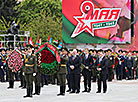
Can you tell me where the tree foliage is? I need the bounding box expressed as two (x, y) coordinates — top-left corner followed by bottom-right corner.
(0, 0), (62, 43)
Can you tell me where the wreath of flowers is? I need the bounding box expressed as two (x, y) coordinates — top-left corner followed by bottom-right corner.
(36, 43), (60, 75)
(7, 49), (23, 72)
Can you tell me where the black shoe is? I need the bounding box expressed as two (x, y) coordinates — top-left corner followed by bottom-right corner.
(7, 86), (12, 89)
(87, 89), (91, 93)
(19, 85), (23, 88)
(66, 89), (71, 92)
(76, 90), (80, 94)
(103, 91), (106, 93)
(57, 93), (65, 96)
(69, 91), (75, 94)
(23, 95), (32, 98)
(96, 91), (101, 93)
(22, 86), (26, 89)
(82, 90), (87, 93)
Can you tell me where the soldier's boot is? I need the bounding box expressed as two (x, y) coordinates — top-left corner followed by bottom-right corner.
(30, 87), (33, 97)
(37, 86), (41, 95)
(57, 86), (64, 96)
(7, 80), (12, 89)
(33, 85), (37, 95)
(24, 88), (30, 98)
(22, 81), (26, 89)
(11, 81), (14, 88)
(62, 86), (66, 95)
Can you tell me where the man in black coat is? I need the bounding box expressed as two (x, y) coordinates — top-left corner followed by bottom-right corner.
(68, 49), (81, 94)
(107, 49), (115, 81)
(125, 52), (134, 80)
(82, 48), (93, 93)
(95, 50), (108, 93)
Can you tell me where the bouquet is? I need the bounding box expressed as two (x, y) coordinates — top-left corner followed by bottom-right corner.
(97, 64), (101, 79)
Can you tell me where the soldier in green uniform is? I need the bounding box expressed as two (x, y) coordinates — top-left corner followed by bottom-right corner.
(7, 48), (14, 89)
(57, 47), (68, 96)
(33, 47), (41, 95)
(107, 49), (115, 81)
(23, 44), (37, 98)
(19, 48), (27, 89)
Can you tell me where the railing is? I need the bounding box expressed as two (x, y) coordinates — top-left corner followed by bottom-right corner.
(0, 31), (30, 49)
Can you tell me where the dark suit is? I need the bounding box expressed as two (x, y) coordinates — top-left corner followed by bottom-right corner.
(95, 56), (108, 93)
(116, 55), (125, 80)
(82, 54), (93, 91)
(68, 55), (81, 93)
(107, 55), (115, 81)
(126, 57), (134, 79)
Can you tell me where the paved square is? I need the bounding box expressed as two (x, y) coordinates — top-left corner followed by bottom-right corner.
(0, 80), (138, 102)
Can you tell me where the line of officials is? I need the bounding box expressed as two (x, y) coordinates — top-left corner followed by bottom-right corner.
(0, 46), (138, 97)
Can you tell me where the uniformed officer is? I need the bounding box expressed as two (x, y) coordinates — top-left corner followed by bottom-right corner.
(19, 47), (27, 89)
(23, 44), (37, 98)
(57, 47), (68, 96)
(33, 47), (41, 95)
(7, 48), (15, 89)
(0, 48), (7, 82)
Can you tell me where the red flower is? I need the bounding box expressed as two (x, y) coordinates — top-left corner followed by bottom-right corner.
(111, 65), (114, 68)
(97, 64), (101, 68)
(40, 50), (56, 64)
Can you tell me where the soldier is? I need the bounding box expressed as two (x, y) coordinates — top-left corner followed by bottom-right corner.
(23, 44), (37, 98)
(7, 48), (14, 89)
(0, 48), (7, 82)
(107, 49), (115, 82)
(19, 48), (27, 89)
(33, 47), (41, 95)
(82, 48), (93, 93)
(125, 52), (134, 80)
(57, 47), (68, 96)
(68, 49), (81, 94)
(95, 50), (108, 93)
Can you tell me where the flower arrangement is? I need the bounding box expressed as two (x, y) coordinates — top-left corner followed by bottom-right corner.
(36, 42), (60, 75)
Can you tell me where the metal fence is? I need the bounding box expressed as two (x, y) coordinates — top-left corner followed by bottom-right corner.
(0, 31), (30, 49)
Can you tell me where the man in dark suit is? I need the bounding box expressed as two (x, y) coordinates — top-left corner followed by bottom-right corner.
(107, 49), (115, 81)
(68, 49), (81, 94)
(82, 48), (93, 93)
(125, 52), (134, 80)
(95, 50), (108, 93)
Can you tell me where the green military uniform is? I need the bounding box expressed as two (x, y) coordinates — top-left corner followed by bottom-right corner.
(20, 54), (26, 88)
(23, 54), (37, 97)
(107, 55), (115, 81)
(7, 60), (14, 88)
(33, 53), (41, 95)
(57, 53), (68, 96)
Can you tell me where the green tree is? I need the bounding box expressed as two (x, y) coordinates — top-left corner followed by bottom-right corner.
(0, 0), (19, 23)
(20, 11), (62, 43)
(16, 0), (62, 24)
